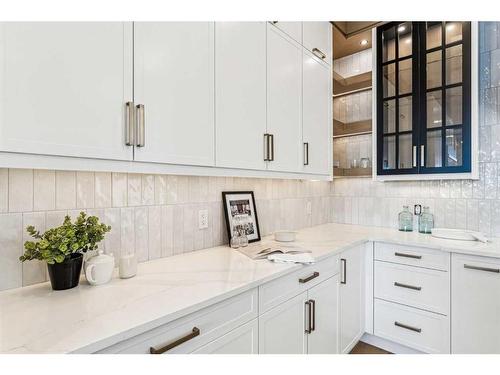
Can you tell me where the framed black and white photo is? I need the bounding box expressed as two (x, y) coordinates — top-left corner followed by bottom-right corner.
(222, 191), (261, 243)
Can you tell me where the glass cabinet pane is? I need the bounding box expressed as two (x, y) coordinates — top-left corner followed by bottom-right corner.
(426, 51), (442, 89)
(426, 22), (442, 50)
(399, 133), (413, 169)
(426, 130), (442, 167)
(446, 128), (463, 166)
(398, 22), (412, 58)
(383, 99), (396, 133)
(399, 96), (412, 131)
(446, 86), (462, 125)
(446, 44), (463, 85)
(383, 63), (396, 97)
(426, 91), (442, 128)
(383, 136), (396, 170)
(399, 59), (412, 95)
(446, 22), (462, 44)
(382, 27), (396, 62)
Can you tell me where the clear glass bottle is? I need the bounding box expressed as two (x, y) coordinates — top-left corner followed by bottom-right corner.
(419, 206), (434, 234)
(398, 206), (413, 232)
(230, 228), (240, 249)
(239, 228), (249, 247)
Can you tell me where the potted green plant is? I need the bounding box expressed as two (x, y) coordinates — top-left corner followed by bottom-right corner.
(19, 212), (111, 291)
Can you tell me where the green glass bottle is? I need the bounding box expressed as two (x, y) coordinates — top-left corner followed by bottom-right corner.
(398, 206), (413, 232)
(419, 206), (434, 234)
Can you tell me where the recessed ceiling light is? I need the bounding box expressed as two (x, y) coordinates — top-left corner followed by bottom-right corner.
(398, 25), (406, 32)
(360, 39), (369, 46)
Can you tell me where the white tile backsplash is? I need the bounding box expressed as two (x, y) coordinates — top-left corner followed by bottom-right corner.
(34, 170), (56, 211)
(9, 169), (33, 212)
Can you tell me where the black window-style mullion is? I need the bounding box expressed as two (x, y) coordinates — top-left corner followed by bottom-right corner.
(441, 21), (447, 169)
(395, 27), (400, 170)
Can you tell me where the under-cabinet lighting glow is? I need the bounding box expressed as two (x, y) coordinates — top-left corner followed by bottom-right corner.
(360, 39), (369, 46)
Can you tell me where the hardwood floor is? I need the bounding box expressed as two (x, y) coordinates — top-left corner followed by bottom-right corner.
(349, 341), (392, 354)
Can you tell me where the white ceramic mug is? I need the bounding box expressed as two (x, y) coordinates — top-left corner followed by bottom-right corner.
(119, 254), (137, 279)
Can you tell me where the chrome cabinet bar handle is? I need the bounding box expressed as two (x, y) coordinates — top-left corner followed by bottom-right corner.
(305, 301), (312, 334)
(394, 252), (422, 260)
(464, 264), (500, 273)
(149, 327), (200, 354)
(412, 145), (417, 167)
(269, 134), (274, 161)
(303, 142), (309, 166)
(394, 321), (421, 333)
(263, 134), (269, 161)
(299, 271), (319, 284)
(394, 281), (422, 291)
(341, 258), (347, 284)
(312, 48), (326, 60)
(136, 104), (145, 147)
(420, 145), (425, 167)
(309, 299), (316, 332)
(125, 101), (135, 146)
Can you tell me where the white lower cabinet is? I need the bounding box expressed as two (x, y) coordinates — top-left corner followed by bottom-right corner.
(259, 274), (340, 354)
(339, 244), (365, 353)
(192, 319), (258, 354)
(452, 253), (500, 354)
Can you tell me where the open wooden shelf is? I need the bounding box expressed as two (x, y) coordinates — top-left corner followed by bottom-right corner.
(333, 71), (372, 96)
(333, 119), (372, 138)
(333, 167), (372, 177)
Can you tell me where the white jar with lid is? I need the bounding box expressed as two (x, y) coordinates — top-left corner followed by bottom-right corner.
(84, 250), (114, 286)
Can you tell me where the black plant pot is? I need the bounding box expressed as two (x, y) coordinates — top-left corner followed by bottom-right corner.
(47, 253), (83, 291)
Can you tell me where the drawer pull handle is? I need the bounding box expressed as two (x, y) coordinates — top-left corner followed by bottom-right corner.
(299, 271), (319, 284)
(394, 252), (422, 260)
(394, 282), (422, 291)
(312, 47), (326, 60)
(341, 258), (347, 284)
(305, 300), (312, 334)
(464, 264), (500, 273)
(309, 299), (316, 332)
(394, 321), (421, 333)
(149, 327), (200, 354)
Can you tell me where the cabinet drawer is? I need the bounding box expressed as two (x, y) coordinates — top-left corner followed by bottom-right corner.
(374, 299), (450, 354)
(259, 255), (339, 313)
(375, 242), (449, 271)
(374, 261), (450, 315)
(96, 288), (258, 354)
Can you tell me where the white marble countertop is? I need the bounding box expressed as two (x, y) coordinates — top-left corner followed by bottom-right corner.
(2, 223), (500, 354)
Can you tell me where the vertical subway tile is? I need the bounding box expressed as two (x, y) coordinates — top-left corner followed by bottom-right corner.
(148, 206), (161, 260)
(76, 171), (95, 209)
(467, 199), (479, 231)
(161, 205), (174, 258)
(141, 174), (155, 206)
(33, 170), (56, 211)
(46, 210), (67, 229)
(479, 199), (492, 235)
(112, 173), (128, 207)
(95, 172), (112, 208)
(127, 174), (142, 206)
(183, 204), (195, 253)
(8, 169), (33, 212)
(0, 213), (23, 291)
(177, 176), (189, 204)
(21, 212), (47, 287)
(166, 175), (179, 204)
(172, 205), (184, 255)
(0, 169), (7, 213)
(484, 162), (498, 198)
(56, 170), (76, 210)
(120, 207), (135, 256)
(154, 175), (167, 205)
(134, 207), (148, 262)
(104, 208), (121, 258)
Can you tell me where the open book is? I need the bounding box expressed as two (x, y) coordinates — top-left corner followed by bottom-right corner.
(237, 241), (311, 260)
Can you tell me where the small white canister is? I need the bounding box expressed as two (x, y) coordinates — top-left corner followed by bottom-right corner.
(119, 253), (137, 279)
(84, 251), (115, 286)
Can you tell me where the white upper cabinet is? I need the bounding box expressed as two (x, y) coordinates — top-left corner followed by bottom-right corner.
(271, 22), (302, 43)
(215, 22), (267, 170)
(452, 254), (500, 354)
(302, 50), (331, 175)
(0, 22), (133, 161)
(133, 22), (215, 166)
(267, 25), (303, 173)
(302, 22), (332, 64)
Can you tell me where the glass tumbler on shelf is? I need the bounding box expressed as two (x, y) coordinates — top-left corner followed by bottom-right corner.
(398, 206), (413, 232)
(418, 206), (434, 234)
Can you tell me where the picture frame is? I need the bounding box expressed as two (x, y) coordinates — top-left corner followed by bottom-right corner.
(222, 191), (261, 243)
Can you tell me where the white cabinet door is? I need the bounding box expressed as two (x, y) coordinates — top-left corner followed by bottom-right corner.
(215, 22), (267, 170)
(0, 22), (133, 161)
(192, 319), (258, 354)
(133, 22), (215, 166)
(307, 275), (340, 354)
(339, 244), (365, 353)
(302, 22), (332, 64)
(271, 22), (302, 43)
(452, 254), (500, 353)
(302, 50), (331, 175)
(267, 25), (303, 173)
(259, 292), (307, 354)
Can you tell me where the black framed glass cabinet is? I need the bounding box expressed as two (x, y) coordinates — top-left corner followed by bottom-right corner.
(375, 22), (476, 178)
